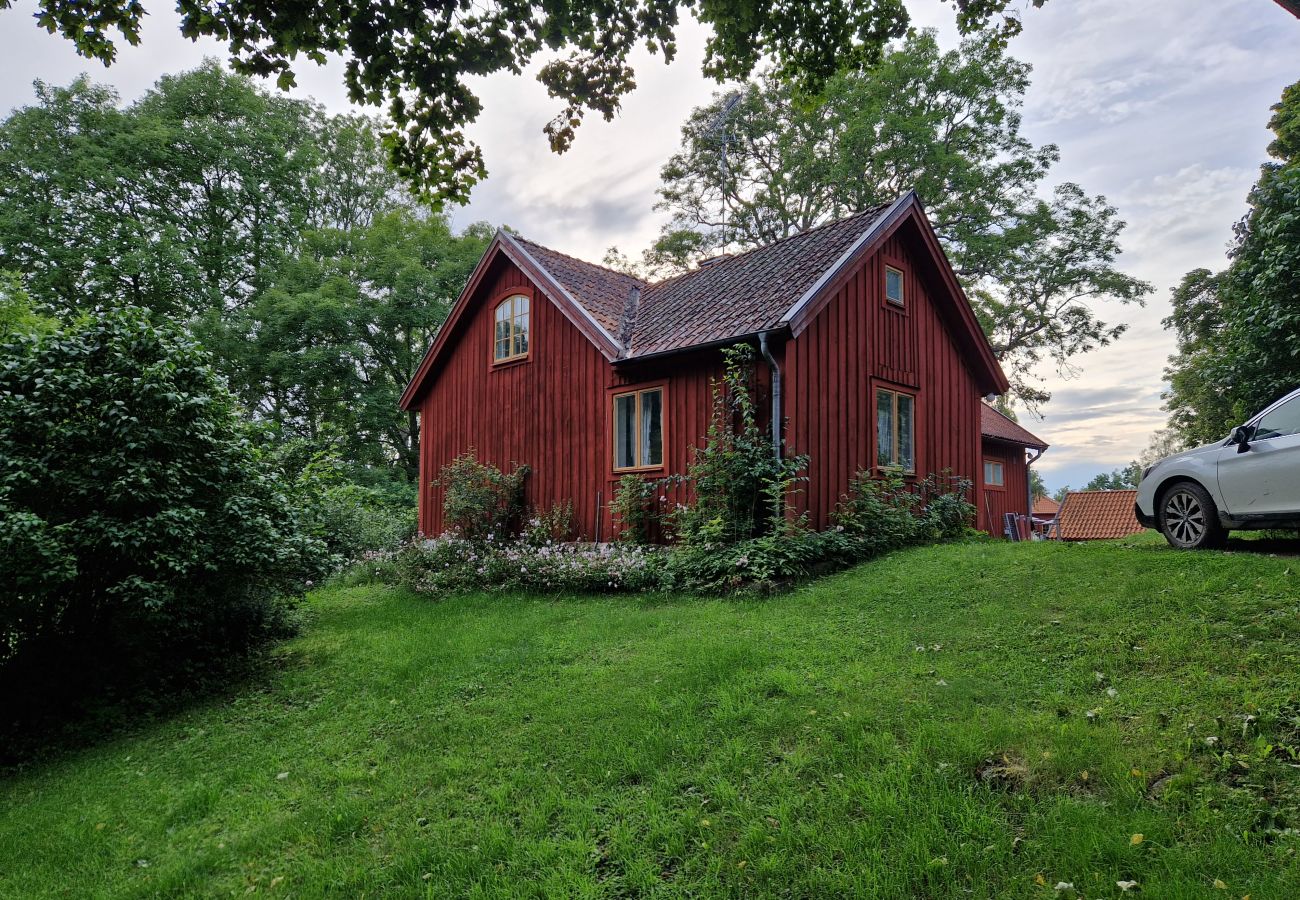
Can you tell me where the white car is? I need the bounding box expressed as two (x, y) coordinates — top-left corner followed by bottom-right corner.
(1136, 387), (1300, 549)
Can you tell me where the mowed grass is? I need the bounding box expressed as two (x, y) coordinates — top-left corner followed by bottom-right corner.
(4, 539), (1300, 898)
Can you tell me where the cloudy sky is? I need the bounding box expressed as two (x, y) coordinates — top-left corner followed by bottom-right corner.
(2, 0), (1297, 490)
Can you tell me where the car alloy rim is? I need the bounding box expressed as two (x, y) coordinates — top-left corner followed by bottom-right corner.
(1165, 490), (1206, 545)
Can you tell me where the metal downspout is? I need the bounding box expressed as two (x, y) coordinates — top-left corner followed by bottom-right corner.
(758, 331), (782, 461)
(1026, 446), (1044, 532)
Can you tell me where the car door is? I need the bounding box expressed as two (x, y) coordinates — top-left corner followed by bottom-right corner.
(1216, 394), (1300, 517)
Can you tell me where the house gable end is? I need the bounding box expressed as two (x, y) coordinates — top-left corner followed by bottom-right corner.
(782, 195), (1008, 397)
(399, 231), (622, 410)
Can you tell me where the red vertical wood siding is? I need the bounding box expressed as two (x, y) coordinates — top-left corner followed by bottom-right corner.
(415, 218), (1003, 539)
(783, 225), (984, 529)
(977, 440), (1030, 534)
(418, 256), (612, 538)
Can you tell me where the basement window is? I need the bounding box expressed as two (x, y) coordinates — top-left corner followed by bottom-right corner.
(875, 388), (915, 473)
(613, 387), (664, 471)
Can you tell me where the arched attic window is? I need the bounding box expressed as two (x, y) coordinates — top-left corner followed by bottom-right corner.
(493, 294), (530, 362)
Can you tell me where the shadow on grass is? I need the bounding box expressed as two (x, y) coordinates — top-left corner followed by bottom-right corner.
(0, 632), (307, 775)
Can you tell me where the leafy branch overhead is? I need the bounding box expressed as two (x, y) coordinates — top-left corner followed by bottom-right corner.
(5, 0), (1039, 203)
(639, 31), (1151, 407)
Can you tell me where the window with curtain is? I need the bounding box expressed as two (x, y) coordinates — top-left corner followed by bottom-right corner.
(984, 459), (1005, 486)
(493, 294), (529, 362)
(613, 387), (664, 470)
(875, 388), (915, 473)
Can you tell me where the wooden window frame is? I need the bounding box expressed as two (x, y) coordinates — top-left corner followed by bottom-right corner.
(874, 385), (916, 475)
(983, 458), (1006, 490)
(610, 383), (667, 473)
(491, 291), (531, 366)
(883, 260), (906, 311)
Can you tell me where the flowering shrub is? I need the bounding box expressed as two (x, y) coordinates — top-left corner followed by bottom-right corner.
(523, 500), (575, 545)
(436, 449), (529, 540)
(394, 534), (666, 596)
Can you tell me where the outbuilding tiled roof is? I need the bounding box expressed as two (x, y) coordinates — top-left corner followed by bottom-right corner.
(511, 202), (893, 360)
(1032, 496), (1061, 517)
(1056, 490), (1144, 540)
(980, 404), (1048, 449)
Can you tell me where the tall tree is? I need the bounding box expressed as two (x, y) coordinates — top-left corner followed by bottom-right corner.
(641, 31), (1150, 407)
(221, 212), (493, 478)
(0, 63), (410, 321)
(2, 0), (1044, 202)
(1163, 79), (1300, 444)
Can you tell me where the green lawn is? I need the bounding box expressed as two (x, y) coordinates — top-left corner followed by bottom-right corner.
(3, 538), (1300, 898)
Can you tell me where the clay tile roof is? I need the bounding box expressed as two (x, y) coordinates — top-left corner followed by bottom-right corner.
(511, 236), (645, 337)
(627, 203), (893, 357)
(980, 404), (1048, 449)
(1056, 490), (1144, 540)
(512, 201), (894, 360)
(1032, 496), (1061, 516)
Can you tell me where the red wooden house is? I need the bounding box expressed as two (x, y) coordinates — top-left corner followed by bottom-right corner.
(400, 191), (1048, 539)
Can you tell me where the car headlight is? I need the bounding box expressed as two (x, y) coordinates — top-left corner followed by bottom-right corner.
(1141, 463), (1156, 481)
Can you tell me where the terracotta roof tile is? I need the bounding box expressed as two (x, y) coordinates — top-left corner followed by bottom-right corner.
(629, 204), (893, 357)
(512, 236), (644, 337)
(980, 404), (1048, 449)
(1056, 490), (1144, 540)
(1032, 496), (1061, 516)
(512, 202), (893, 359)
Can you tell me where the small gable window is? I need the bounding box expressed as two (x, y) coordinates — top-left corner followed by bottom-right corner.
(876, 387), (915, 473)
(613, 387), (664, 471)
(494, 294), (530, 362)
(984, 459), (1005, 487)
(884, 265), (905, 307)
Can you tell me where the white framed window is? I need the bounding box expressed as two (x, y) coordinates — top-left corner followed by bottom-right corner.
(613, 387), (664, 471)
(885, 265), (905, 307)
(493, 294), (530, 362)
(984, 459), (1005, 487)
(875, 388), (915, 473)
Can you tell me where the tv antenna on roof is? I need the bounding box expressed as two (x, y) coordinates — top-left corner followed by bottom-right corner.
(704, 90), (743, 255)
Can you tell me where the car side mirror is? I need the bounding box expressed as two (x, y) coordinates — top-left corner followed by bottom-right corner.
(1231, 424), (1254, 453)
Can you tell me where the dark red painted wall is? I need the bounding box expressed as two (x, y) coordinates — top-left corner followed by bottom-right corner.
(782, 221), (985, 529)
(416, 218), (1003, 539)
(978, 439), (1030, 534)
(418, 255), (612, 538)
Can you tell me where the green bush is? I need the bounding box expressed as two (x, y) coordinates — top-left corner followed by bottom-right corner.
(609, 474), (660, 544)
(669, 345), (810, 546)
(435, 449), (529, 540)
(0, 308), (330, 710)
(523, 500), (575, 546)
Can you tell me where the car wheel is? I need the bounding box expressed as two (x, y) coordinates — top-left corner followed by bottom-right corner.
(1159, 482), (1227, 550)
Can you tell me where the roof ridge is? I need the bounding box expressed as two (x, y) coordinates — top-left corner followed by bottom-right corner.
(644, 201), (896, 290)
(512, 234), (647, 286)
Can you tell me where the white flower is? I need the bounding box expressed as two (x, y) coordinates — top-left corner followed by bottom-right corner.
(1106, 687), (1118, 698)
(1053, 883), (1074, 893)
(1117, 881), (1139, 892)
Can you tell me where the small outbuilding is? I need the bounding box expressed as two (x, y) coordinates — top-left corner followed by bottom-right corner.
(1055, 490), (1145, 540)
